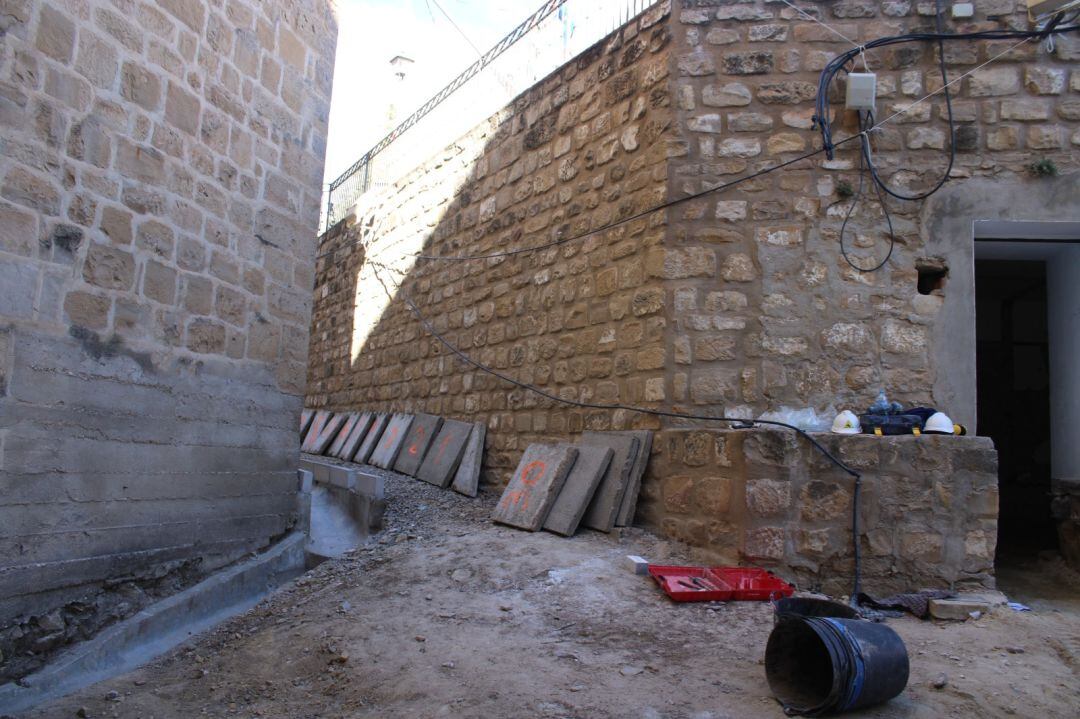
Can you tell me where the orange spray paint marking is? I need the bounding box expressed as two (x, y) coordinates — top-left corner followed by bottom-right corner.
(434, 435), (451, 463)
(498, 489), (528, 512)
(519, 460), (547, 488)
(381, 426), (398, 450)
(407, 426), (426, 456)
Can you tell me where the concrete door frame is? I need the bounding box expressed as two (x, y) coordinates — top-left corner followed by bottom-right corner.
(921, 173), (1080, 433)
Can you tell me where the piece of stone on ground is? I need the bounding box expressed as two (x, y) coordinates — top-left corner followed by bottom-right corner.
(614, 430), (654, 527)
(626, 555), (650, 575)
(492, 443), (579, 531)
(929, 597), (994, 621)
(451, 422), (487, 497)
(579, 432), (640, 533)
(335, 411), (374, 461)
(304, 413), (347, 455)
(300, 410), (332, 453)
(354, 468), (385, 500)
(300, 409), (315, 440)
(355, 413), (390, 465)
(327, 413), (360, 458)
(543, 445), (614, 537)
(417, 419), (474, 488)
(368, 414), (414, 469)
(392, 413), (443, 477)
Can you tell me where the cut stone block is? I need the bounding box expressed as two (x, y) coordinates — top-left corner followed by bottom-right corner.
(368, 413), (413, 469)
(303, 412), (346, 455)
(393, 413), (443, 477)
(417, 419), (473, 488)
(929, 597), (994, 621)
(298, 457), (330, 485)
(452, 422), (486, 497)
(615, 430), (654, 527)
(355, 468), (386, 501)
(299, 410), (332, 453)
(544, 445), (613, 537)
(579, 432), (640, 533)
(355, 413), (389, 465)
(626, 555), (650, 575)
(299, 409), (314, 441)
(334, 411), (374, 461)
(492, 443), (578, 531)
(327, 413), (360, 458)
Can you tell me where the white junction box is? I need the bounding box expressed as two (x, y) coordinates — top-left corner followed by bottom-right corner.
(845, 72), (877, 111)
(952, 2), (974, 18)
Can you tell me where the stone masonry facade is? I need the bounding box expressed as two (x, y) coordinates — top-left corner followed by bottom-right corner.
(0, 0), (336, 672)
(309, 1), (1078, 590)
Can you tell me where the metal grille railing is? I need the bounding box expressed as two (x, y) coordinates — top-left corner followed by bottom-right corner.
(322, 0), (658, 232)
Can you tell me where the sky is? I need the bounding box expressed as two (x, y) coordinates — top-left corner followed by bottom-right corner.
(323, 0), (642, 191)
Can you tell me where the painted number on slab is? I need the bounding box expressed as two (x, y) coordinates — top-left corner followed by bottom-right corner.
(381, 426), (398, 449)
(519, 460), (547, 487)
(407, 426), (426, 456)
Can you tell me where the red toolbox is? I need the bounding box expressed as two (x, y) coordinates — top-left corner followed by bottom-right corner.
(648, 565), (794, 603)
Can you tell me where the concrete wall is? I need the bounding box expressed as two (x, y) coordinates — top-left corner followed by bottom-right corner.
(1047, 243), (1080, 483)
(0, 0), (337, 666)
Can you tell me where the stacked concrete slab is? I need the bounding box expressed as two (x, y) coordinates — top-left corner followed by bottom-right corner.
(297, 408), (487, 496)
(492, 444), (578, 531)
(494, 430), (653, 536)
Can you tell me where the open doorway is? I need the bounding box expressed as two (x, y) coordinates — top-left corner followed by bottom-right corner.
(973, 225), (1080, 592)
(975, 260), (1055, 562)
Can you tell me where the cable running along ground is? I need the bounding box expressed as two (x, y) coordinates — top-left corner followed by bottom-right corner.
(366, 259), (866, 595)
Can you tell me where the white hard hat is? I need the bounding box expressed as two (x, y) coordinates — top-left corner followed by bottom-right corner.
(831, 410), (861, 435)
(924, 412), (955, 435)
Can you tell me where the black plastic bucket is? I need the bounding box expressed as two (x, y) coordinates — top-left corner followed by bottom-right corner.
(773, 598), (859, 624)
(765, 616), (909, 716)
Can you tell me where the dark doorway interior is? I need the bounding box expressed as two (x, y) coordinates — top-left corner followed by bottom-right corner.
(975, 260), (1056, 562)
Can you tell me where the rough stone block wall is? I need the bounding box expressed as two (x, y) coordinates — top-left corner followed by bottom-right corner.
(639, 429), (998, 594)
(0, 0), (336, 665)
(308, 0), (1077, 586)
(308, 3), (675, 486)
(667, 0), (1079, 423)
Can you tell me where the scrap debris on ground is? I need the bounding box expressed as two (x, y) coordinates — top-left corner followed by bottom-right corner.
(21, 465), (1080, 719)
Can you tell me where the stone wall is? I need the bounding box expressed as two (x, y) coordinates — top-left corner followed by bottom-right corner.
(308, 2), (675, 486)
(667, 0), (1079, 428)
(308, 1), (1079, 586)
(0, 0), (337, 665)
(639, 428), (998, 594)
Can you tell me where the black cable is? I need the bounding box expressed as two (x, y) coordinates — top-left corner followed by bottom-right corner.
(367, 261), (859, 479)
(316, 137), (863, 263)
(838, 112), (896, 273)
(815, 18), (1078, 161)
(367, 260), (866, 593)
(861, 0), (955, 202)
(409, 142), (854, 262)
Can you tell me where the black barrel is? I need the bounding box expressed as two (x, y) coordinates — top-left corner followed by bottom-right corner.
(773, 597), (859, 623)
(765, 616), (909, 716)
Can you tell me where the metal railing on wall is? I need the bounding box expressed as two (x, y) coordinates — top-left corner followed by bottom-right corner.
(322, 0), (659, 233)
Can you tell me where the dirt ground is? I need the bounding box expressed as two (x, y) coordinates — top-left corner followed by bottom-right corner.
(20, 465), (1080, 719)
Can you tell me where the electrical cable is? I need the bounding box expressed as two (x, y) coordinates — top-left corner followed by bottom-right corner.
(316, 137), (864, 263)
(815, 15), (1077, 160)
(407, 139), (860, 262)
(838, 112), (896, 273)
(365, 259), (865, 595)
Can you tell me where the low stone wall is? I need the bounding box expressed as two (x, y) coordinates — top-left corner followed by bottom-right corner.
(637, 428), (998, 595)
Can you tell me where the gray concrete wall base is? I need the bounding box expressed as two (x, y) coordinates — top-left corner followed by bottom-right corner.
(0, 533), (306, 715)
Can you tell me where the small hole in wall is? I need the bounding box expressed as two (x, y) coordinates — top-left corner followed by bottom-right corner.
(916, 261), (948, 295)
